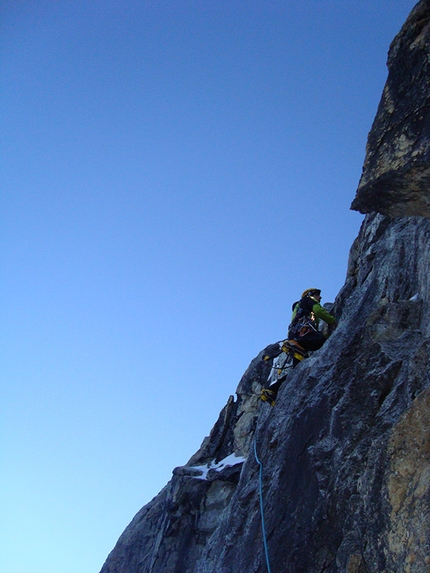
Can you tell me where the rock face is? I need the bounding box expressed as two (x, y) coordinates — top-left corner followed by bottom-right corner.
(100, 4), (430, 573)
(351, 0), (430, 217)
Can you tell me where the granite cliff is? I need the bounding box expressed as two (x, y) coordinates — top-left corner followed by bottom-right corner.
(100, 3), (430, 572)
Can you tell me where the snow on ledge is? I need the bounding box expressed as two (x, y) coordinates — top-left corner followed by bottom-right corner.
(191, 453), (246, 480)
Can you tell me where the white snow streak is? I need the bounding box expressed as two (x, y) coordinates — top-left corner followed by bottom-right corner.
(191, 453), (246, 480)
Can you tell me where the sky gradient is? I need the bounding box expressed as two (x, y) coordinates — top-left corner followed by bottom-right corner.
(1, 2), (416, 572)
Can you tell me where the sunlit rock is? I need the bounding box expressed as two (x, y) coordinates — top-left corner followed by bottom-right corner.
(351, 0), (430, 218)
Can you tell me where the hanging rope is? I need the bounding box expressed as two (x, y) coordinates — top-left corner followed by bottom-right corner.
(253, 439), (272, 573)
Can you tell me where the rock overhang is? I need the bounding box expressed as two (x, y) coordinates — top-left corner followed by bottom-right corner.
(351, 0), (430, 218)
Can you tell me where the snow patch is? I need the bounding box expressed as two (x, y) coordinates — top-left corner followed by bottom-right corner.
(191, 453), (246, 480)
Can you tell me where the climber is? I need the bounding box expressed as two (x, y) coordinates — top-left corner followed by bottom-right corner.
(287, 288), (336, 354)
(260, 289), (336, 406)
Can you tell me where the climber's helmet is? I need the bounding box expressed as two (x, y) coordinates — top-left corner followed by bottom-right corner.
(301, 288), (321, 300)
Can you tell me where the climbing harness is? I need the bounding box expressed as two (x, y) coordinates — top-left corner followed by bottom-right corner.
(253, 439), (272, 573)
(264, 341), (307, 370)
(289, 314), (318, 339)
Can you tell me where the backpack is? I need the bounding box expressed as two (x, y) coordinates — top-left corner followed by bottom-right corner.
(288, 297), (318, 339)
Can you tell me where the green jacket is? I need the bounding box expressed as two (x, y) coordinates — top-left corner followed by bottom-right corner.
(291, 296), (336, 328)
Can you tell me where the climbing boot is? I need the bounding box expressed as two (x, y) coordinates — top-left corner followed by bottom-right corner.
(260, 388), (277, 406)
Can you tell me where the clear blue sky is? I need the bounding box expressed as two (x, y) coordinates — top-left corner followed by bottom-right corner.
(1, 2), (415, 572)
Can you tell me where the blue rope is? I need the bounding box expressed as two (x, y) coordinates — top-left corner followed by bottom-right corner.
(253, 439), (272, 573)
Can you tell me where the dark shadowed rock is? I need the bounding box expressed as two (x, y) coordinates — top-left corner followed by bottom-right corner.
(351, 0), (430, 218)
(100, 4), (430, 572)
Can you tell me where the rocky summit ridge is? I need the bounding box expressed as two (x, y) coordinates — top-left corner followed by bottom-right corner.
(100, 3), (430, 572)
